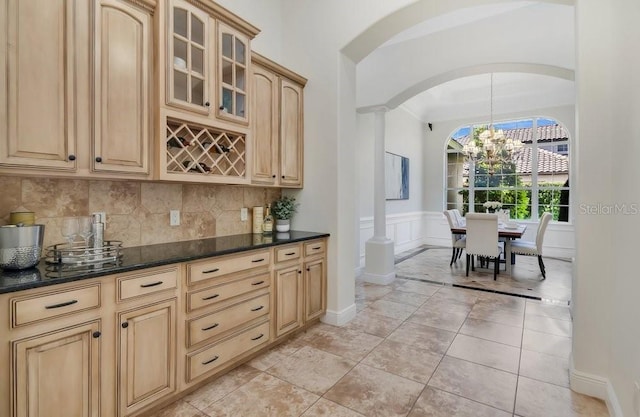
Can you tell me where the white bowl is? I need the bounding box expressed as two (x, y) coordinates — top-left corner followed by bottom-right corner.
(174, 57), (187, 69)
(505, 222), (518, 229)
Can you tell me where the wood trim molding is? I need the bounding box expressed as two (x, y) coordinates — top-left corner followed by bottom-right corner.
(252, 52), (308, 87)
(184, 0), (260, 38)
(125, 0), (156, 13)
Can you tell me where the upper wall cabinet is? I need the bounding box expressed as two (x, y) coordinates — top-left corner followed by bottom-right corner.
(0, 0), (154, 178)
(162, 0), (258, 125)
(251, 53), (306, 188)
(0, 0), (82, 172)
(94, 0), (153, 175)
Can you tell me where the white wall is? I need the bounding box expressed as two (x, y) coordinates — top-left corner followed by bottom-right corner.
(572, 1), (640, 415)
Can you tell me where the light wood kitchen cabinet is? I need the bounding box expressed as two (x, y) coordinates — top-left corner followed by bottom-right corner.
(0, 0), (83, 172)
(304, 257), (326, 322)
(251, 53), (306, 187)
(93, 0), (153, 175)
(162, 0), (257, 123)
(117, 299), (177, 417)
(274, 263), (303, 337)
(0, 0), (153, 178)
(12, 320), (102, 417)
(303, 239), (327, 322)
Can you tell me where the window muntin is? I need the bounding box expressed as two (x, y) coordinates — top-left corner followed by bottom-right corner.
(445, 117), (570, 222)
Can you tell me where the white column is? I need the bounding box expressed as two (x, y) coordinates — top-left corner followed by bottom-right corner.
(363, 107), (395, 285)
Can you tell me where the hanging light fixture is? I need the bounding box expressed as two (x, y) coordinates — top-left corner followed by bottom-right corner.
(462, 73), (523, 175)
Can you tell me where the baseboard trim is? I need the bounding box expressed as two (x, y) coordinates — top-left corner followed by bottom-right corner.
(321, 303), (357, 326)
(362, 271), (396, 285)
(570, 358), (622, 417)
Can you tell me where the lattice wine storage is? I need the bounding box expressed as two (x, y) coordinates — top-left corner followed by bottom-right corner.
(165, 119), (246, 181)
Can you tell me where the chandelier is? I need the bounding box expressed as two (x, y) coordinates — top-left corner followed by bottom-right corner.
(462, 73), (523, 175)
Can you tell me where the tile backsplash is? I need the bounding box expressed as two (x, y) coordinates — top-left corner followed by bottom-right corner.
(0, 176), (280, 249)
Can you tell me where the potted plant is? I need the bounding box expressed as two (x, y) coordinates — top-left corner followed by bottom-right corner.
(271, 195), (299, 232)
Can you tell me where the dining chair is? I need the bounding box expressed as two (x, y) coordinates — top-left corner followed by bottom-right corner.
(443, 210), (466, 265)
(452, 209), (465, 226)
(510, 212), (552, 279)
(465, 213), (502, 280)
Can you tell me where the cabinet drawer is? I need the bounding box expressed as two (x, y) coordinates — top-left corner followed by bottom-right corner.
(187, 272), (270, 312)
(188, 250), (270, 285)
(12, 284), (101, 327)
(304, 240), (326, 257)
(187, 293), (269, 347)
(275, 244), (301, 263)
(187, 320), (270, 382)
(118, 267), (178, 301)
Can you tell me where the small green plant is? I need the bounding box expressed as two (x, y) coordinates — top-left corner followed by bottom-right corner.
(272, 195), (299, 220)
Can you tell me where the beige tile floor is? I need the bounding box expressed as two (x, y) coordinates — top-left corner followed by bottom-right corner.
(153, 247), (608, 417)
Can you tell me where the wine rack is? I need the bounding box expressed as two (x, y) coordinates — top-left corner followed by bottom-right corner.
(165, 118), (246, 180)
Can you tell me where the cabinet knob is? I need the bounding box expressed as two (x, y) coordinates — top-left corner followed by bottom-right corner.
(95, 156), (102, 163)
(92, 331), (101, 338)
(282, 175), (285, 179)
(298, 270), (302, 274)
(68, 154), (76, 161)
(272, 174), (276, 178)
(121, 322), (129, 329)
(306, 267), (310, 271)
(205, 101), (210, 107)
(219, 105), (225, 111)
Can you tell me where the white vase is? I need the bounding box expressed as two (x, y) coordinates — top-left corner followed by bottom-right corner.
(275, 219), (290, 232)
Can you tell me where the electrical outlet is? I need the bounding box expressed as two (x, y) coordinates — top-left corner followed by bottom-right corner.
(170, 210), (180, 226)
(92, 212), (106, 230)
(240, 207), (248, 221)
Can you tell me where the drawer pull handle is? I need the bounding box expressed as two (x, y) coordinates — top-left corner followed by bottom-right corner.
(251, 333), (265, 341)
(202, 356), (219, 365)
(202, 323), (219, 331)
(140, 281), (163, 288)
(312, 246), (321, 250)
(285, 252), (296, 256)
(203, 268), (220, 274)
(251, 258), (265, 263)
(45, 300), (78, 309)
(251, 280), (265, 286)
(251, 305), (264, 312)
(202, 294), (220, 301)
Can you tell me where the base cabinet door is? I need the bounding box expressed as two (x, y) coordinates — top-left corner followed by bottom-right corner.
(118, 299), (176, 417)
(275, 265), (303, 337)
(304, 258), (326, 322)
(12, 320), (101, 417)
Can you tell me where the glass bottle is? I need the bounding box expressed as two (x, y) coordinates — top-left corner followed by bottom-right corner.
(262, 204), (274, 234)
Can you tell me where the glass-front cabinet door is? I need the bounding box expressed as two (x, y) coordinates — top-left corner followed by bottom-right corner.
(217, 23), (249, 125)
(168, 0), (210, 114)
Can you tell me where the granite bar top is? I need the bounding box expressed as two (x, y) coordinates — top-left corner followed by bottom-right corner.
(0, 230), (329, 294)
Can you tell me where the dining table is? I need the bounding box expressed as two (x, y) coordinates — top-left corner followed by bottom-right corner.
(450, 222), (527, 275)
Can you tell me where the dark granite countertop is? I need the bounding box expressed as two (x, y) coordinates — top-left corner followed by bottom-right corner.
(0, 230), (329, 294)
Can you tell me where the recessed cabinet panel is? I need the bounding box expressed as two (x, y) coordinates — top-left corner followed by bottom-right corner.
(251, 65), (278, 185)
(0, 0), (77, 170)
(12, 321), (101, 417)
(275, 264), (303, 337)
(118, 299), (176, 417)
(304, 258), (326, 321)
(280, 79), (303, 187)
(94, 0), (151, 174)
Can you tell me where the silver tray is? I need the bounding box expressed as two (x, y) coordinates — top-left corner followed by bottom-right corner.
(45, 241), (123, 265)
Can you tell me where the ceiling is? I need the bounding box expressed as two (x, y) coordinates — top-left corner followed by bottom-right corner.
(356, 1), (576, 124)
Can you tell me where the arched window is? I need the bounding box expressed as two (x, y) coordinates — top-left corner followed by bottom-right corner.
(446, 117), (570, 222)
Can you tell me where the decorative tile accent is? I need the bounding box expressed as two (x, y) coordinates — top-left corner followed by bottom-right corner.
(141, 182), (182, 214)
(22, 178), (89, 217)
(89, 180), (140, 215)
(0, 176), (22, 223)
